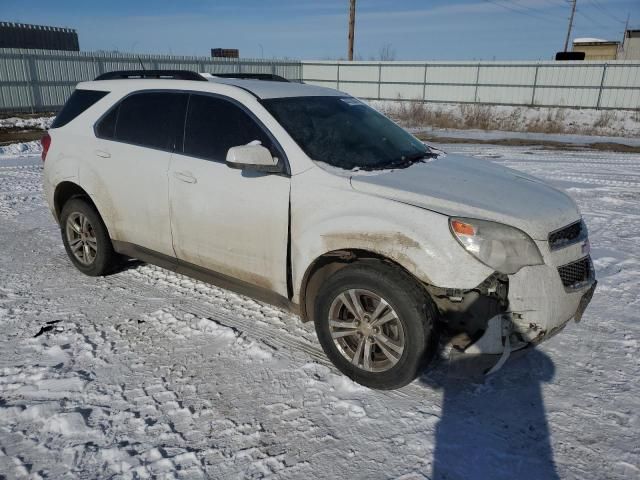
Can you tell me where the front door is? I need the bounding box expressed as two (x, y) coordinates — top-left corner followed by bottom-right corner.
(168, 93), (290, 297)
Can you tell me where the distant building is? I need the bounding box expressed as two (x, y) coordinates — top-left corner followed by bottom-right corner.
(0, 22), (79, 51)
(619, 29), (640, 60)
(572, 38), (619, 60)
(211, 48), (239, 59)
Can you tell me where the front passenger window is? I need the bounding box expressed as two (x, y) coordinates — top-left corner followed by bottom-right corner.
(184, 94), (272, 162)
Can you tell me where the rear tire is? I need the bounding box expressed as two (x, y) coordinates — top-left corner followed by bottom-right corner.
(60, 198), (116, 276)
(314, 261), (438, 390)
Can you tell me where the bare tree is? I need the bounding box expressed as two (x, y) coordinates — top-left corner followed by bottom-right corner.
(378, 43), (396, 61)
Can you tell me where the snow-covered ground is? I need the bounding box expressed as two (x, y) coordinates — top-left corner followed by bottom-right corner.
(414, 128), (640, 148)
(371, 101), (640, 138)
(0, 141), (42, 157)
(0, 117), (53, 131)
(0, 142), (638, 479)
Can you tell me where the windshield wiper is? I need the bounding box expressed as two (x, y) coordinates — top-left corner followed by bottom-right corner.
(385, 151), (436, 170)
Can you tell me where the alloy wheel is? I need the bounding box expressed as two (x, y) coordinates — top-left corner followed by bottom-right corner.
(328, 289), (405, 373)
(65, 212), (97, 265)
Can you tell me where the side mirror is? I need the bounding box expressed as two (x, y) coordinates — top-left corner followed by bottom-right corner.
(226, 144), (281, 173)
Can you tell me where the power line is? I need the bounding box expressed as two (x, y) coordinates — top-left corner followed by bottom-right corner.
(482, 0), (563, 22)
(577, 8), (624, 30)
(508, 0), (565, 16)
(588, 0), (627, 24)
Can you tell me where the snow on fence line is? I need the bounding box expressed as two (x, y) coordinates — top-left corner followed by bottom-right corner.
(0, 48), (639, 112)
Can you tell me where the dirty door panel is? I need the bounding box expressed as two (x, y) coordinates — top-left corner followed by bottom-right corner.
(83, 91), (188, 256)
(168, 93), (290, 296)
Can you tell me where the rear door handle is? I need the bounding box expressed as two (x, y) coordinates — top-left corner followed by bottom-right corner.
(173, 171), (197, 184)
(95, 149), (111, 158)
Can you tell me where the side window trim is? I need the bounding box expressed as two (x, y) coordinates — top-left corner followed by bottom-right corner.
(92, 88), (290, 176)
(181, 91), (290, 176)
(112, 104), (121, 139)
(180, 93), (191, 155)
(92, 89), (188, 155)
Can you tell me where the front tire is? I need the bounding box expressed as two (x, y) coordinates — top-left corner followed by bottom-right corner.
(314, 261), (438, 390)
(60, 198), (116, 276)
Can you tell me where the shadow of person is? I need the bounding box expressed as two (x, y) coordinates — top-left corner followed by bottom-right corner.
(419, 348), (558, 480)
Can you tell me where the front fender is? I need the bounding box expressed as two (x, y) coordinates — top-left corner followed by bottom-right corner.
(290, 167), (494, 303)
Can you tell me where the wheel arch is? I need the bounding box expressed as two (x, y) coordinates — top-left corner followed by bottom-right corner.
(298, 249), (430, 324)
(54, 181), (99, 223)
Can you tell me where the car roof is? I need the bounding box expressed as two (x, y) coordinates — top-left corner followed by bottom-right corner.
(81, 76), (344, 101)
(205, 77), (344, 99)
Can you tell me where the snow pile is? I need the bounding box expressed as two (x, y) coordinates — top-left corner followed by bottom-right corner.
(573, 38), (609, 44)
(0, 116), (53, 130)
(0, 141), (42, 158)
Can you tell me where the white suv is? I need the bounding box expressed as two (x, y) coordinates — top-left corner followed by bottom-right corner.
(42, 70), (596, 389)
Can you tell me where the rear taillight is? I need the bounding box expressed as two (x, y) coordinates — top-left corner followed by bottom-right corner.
(41, 133), (51, 162)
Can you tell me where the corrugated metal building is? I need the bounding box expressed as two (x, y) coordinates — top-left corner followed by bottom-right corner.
(0, 22), (79, 51)
(572, 38), (619, 60)
(619, 30), (640, 60)
(212, 48), (239, 58)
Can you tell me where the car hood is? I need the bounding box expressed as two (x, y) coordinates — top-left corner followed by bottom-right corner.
(349, 154), (580, 240)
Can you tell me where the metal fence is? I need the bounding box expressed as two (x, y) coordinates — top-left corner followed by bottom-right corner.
(2, 50), (639, 113)
(302, 60), (640, 110)
(0, 48), (302, 112)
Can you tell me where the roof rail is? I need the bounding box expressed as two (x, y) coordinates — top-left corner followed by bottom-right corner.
(213, 73), (290, 82)
(94, 70), (207, 81)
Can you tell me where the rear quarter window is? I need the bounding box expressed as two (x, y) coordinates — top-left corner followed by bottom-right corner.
(95, 105), (118, 139)
(51, 89), (109, 128)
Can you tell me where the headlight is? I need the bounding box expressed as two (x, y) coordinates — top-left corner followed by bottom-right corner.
(449, 217), (543, 274)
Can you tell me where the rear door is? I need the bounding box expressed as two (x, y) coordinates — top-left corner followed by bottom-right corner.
(168, 93), (290, 296)
(86, 91), (188, 257)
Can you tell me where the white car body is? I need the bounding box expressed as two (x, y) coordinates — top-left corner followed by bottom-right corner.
(43, 74), (596, 371)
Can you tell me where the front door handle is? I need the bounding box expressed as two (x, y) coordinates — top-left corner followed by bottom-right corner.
(95, 149), (111, 158)
(173, 171), (197, 184)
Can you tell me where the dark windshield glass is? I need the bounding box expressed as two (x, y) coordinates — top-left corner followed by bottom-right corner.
(262, 96), (432, 170)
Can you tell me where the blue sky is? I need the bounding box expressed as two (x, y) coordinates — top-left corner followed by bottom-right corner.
(2, 0), (638, 60)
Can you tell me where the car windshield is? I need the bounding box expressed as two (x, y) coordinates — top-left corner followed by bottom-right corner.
(262, 96), (435, 171)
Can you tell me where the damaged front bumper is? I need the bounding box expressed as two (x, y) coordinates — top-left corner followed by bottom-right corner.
(462, 257), (596, 372)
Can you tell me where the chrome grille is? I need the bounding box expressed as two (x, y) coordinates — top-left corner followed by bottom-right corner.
(549, 220), (587, 250)
(557, 256), (593, 289)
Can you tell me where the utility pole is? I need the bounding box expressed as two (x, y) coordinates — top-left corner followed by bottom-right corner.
(563, 0), (577, 52)
(624, 13), (630, 33)
(348, 0), (356, 61)
(619, 12), (630, 58)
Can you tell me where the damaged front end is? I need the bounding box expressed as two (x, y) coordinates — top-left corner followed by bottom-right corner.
(426, 258), (597, 374)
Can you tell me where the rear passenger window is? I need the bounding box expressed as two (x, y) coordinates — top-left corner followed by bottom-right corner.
(95, 105), (118, 139)
(184, 94), (272, 162)
(103, 92), (187, 151)
(52, 89), (108, 128)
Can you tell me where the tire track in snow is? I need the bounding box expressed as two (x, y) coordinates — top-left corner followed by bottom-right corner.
(547, 175), (640, 188)
(50, 254), (417, 400)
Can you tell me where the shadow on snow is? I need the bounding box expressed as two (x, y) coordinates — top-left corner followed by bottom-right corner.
(418, 348), (558, 480)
